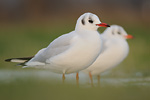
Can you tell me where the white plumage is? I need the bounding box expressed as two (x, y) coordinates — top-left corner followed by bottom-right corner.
(83, 25), (133, 84)
(25, 13), (109, 74)
(6, 13), (110, 83)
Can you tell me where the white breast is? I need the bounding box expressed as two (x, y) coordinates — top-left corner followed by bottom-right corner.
(46, 31), (102, 74)
(83, 38), (129, 75)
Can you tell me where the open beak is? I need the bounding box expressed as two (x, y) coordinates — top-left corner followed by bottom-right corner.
(124, 35), (134, 39)
(96, 23), (110, 27)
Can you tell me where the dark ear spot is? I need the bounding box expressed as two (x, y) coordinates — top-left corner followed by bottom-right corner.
(112, 31), (115, 35)
(118, 32), (121, 35)
(81, 19), (85, 25)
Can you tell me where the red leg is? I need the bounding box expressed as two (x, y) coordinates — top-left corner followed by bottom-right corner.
(76, 72), (79, 86)
(89, 72), (93, 87)
(97, 75), (100, 86)
(62, 73), (65, 84)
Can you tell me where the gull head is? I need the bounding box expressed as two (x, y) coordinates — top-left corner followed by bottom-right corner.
(103, 25), (133, 39)
(75, 12), (110, 32)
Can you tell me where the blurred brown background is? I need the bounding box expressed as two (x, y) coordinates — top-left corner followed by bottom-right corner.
(0, 1), (150, 100)
(0, 0), (150, 27)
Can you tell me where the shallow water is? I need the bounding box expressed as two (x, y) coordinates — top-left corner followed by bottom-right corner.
(0, 69), (150, 100)
(0, 69), (150, 87)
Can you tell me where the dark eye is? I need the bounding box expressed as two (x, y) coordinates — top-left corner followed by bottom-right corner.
(118, 32), (121, 35)
(88, 20), (93, 23)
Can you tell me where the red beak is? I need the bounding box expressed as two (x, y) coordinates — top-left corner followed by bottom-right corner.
(96, 23), (110, 27)
(124, 35), (134, 39)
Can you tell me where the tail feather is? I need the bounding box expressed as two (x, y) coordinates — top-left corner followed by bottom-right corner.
(5, 56), (34, 63)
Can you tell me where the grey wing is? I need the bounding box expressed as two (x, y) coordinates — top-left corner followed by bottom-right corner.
(99, 36), (108, 54)
(28, 32), (75, 63)
(100, 35), (115, 54)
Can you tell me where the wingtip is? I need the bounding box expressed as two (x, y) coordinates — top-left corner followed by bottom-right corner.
(4, 56), (33, 63)
(5, 58), (12, 62)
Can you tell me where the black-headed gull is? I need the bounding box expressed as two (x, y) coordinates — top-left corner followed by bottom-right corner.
(5, 12), (110, 83)
(83, 25), (133, 86)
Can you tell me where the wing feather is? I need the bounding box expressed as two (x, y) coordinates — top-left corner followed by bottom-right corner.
(27, 31), (75, 64)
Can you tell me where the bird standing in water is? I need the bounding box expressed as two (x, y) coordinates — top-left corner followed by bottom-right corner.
(83, 25), (133, 86)
(5, 12), (110, 85)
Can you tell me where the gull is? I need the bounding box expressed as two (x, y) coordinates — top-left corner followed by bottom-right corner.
(83, 25), (133, 86)
(5, 12), (110, 84)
